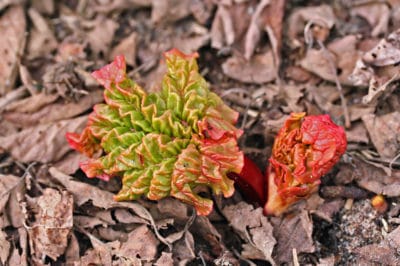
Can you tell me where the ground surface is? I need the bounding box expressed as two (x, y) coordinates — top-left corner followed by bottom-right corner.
(0, 0), (400, 265)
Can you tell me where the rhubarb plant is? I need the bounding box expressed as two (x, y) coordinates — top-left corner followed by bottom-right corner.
(66, 49), (244, 215)
(264, 112), (347, 216)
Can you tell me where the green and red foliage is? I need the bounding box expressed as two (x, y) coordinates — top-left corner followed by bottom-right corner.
(66, 49), (244, 215)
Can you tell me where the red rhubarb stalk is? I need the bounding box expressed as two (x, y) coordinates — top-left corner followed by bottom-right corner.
(228, 155), (266, 206)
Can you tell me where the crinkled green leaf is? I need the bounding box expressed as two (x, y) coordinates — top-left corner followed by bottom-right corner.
(67, 49), (243, 215)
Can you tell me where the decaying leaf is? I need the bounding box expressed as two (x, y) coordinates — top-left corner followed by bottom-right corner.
(173, 231), (195, 263)
(25, 188), (73, 261)
(4, 92), (59, 113)
(362, 112), (400, 159)
(86, 15), (118, 56)
(0, 5), (26, 95)
(272, 210), (315, 264)
(300, 35), (359, 86)
(151, 0), (191, 24)
(118, 225), (159, 261)
(0, 229), (10, 265)
(351, 3), (390, 37)
(27, 8), (58, 59)
(223, 202), (276, 264)
(222, 51), (276, 84)
(110, 32), (138, 66)
(0, 116), (87, 163)
(154, 252), (174, 266)
(3, 90), (103, 127)
(288, 4), (335, 47)
(353, 158), (400, 197)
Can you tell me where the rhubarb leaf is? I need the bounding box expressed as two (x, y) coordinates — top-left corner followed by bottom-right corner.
(67, 49), (243, 215)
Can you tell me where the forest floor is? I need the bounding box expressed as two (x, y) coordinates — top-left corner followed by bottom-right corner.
(0, 0), (400, 265)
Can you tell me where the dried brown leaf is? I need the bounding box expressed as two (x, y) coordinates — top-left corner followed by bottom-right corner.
(173, 231), (195, 263)
(345, 122), (369, 144)
(0, 5), (26, 95)
(5, 93), (59, 113)
(26, 188), (73, 261)
(244, 0), (271, 59)
(31, 0), (54, 15)
(119, 225), (159, 261)
(363, 29), (400, 66)
(64, 232), (80, 264)
(0, 229), (10, 265)
(52, 152), (88, 175)
(3, 90), (103, 127)
(27, 8), (58, 60)
(110, 32), (138, 66)
(0, 116), (87, 163)
(353, 158), (400, 197)
(351, 3), (390, 37)
(48, 167), (156, 224)
(74, 215), (108, 229)
(210, 3), (235, 49)
(288, 4), (335, 47)
(301, 36), (359, 86)
(114, 208), (148, 224)
(8, 227), (28, 266)
(222, 51), (276, 84)
(5, 176), (25, 228)
(0, 0), (24, 11)
(154, 252), (174, 266)
(272, 210), (315, 264)
(223, 202), (276, 264)
(211, 2), (251, 49)
(362, 112), (400, 159)
(86, 16), (118, 56)
(151, 0), (191, 24)
(89, 0), (151, 14)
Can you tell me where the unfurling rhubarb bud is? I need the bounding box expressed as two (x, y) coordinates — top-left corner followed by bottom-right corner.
(264, 112), (347, 216)
(66, 49), (244, 215)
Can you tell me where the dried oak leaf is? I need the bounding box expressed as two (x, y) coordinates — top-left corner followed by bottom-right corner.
(362, 111), (400, 159)
(0, 116), (87, 163)
(25, 188), (73, 261)
(271, 210), (315, 264)
(0, 5), (26, 95)
(223, 202), (276, 264)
